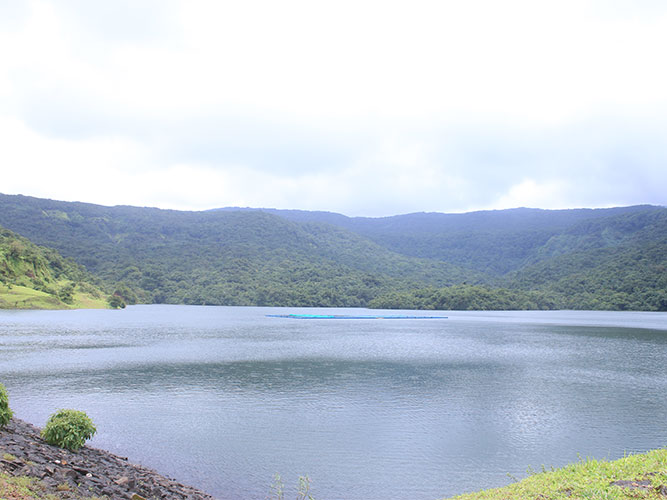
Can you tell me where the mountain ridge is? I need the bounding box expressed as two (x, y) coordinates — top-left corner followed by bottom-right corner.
(0, 193), (664, 310)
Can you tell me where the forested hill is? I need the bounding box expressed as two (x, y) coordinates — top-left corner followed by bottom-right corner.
(0, 194), (477, 307)
(0, 226), (111, 309)
(264, 205), (667, 310)
(0, 193), (664, 310)
(260, 205), (665, 275)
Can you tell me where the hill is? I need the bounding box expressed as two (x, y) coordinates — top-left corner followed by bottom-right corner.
(368, 207), (667, 311)
(0, 193), (664, 310)
(0, 226), (112, 309)
(262, 205), (666, 276)
(0, 194), (478, 307)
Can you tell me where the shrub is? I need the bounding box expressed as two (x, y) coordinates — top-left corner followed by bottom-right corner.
(41, 409), (96, 451)
(108, 294), (126, 309)
(0, 383), (12, 428)
(269, 474), (316, 500)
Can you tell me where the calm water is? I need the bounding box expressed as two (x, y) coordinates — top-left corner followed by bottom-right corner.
(1, 306), (666, 500)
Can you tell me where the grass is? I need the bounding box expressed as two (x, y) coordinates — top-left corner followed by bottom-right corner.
(447, 449), (667, 500)
(0, 473), (105, 500)
(0, 473), (40, 500)
(0, 284), (108, 310)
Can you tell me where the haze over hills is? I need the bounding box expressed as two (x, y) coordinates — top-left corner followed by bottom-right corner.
(0, 193), (664, 310)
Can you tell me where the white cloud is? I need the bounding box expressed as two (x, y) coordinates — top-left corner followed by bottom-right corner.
(0, 0), (666, 215)
(494, 179), (570, 210)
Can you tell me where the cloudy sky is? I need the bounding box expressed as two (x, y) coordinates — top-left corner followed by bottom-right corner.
(1, 0), (666, 216)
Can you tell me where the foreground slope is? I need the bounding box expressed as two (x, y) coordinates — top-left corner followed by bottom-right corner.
(446, 448), (667, 500)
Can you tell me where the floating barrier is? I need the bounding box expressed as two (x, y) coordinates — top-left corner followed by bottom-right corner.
(266, 314), (447, 319)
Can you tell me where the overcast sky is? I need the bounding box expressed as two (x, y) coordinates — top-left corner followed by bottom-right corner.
(1, 0), (666, 216)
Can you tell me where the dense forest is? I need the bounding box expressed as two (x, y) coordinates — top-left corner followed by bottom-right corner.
(0, 193), (664, 310)
(0, 226), (112, 309)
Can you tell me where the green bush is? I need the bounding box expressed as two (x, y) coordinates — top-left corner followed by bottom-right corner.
(41, 409), (96, 451)
(107, 294), (126, 309)
(0, 383), (12, 428)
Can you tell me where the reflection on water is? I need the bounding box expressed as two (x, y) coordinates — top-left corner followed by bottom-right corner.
(1, 306), (666, 500)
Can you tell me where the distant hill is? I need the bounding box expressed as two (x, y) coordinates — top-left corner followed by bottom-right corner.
(507, 208), (667, 310)
(0, 193), (664, 310)
(265, 205), (667, 311)
(261, 205), (665, 275)
(0, 226), (112, 309)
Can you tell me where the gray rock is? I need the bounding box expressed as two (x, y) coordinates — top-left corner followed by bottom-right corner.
(0, 418), (217, 500)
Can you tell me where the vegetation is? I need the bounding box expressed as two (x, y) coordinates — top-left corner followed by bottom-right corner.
(370, 284), (558, 310)
(0, 383), (12, 428)
(446, 448), (667, 500)
(0, 193), (664, 310)
(270, 205), (666, 274)
(0, 194), (477, 308)
(269, 474), (315, 500)
(0, 227), (114, 309)
(0, 473), (46, 500)
(41, 409), (97, 451)
(0, 472), (104, 500)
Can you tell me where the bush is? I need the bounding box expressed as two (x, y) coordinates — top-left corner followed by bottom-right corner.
(108, 294), (126, 309)
(41, 409), (96, 451)
(0, 383), (12, 428)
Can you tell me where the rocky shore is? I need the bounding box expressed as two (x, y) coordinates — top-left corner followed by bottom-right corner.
(0, 418), (217, 499)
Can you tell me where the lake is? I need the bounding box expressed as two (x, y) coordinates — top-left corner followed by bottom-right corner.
(1, 306), (666, 499)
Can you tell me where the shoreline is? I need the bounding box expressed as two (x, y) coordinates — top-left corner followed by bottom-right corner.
(0, 417), (216, 499)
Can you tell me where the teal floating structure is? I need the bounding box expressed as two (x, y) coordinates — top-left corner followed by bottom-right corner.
(267, 314), (447, 319)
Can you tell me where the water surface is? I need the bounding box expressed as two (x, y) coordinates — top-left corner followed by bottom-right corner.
(1, 306), (666, 499)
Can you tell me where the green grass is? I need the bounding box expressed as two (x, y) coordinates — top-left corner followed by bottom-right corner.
(0, 284), (109, 310)
(0, 472), (105, 499)
(447, 449), (667, 500)
(0, 473), (40, 500)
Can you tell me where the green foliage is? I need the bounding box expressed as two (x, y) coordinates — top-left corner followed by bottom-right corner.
(0, 194), (476, 307)
(370, 285), (558, 311)
(0, 194), (665, 311)
(508, 241), (667, 311)
(41, 409), (97, 451)
(269, 474), (316, 500)
(446, 448), (667, 500)
(58, 281), (76, 304)
(0, 383), (12, 428)
(107, 294), (126, 309)
(0, 226), (109, 309)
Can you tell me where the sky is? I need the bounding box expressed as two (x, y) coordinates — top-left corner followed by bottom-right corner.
(1, 0), (666, 217)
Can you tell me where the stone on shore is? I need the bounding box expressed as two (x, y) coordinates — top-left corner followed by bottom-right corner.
(0, 417), (217, 499)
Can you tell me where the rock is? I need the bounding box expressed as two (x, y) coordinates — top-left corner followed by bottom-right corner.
(609, 478), (667, 496)
(611, 479), (652, 490)
(0, 417), (217, 500)
(64, 469), (78, 480)
(114, 475), (137, 489)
